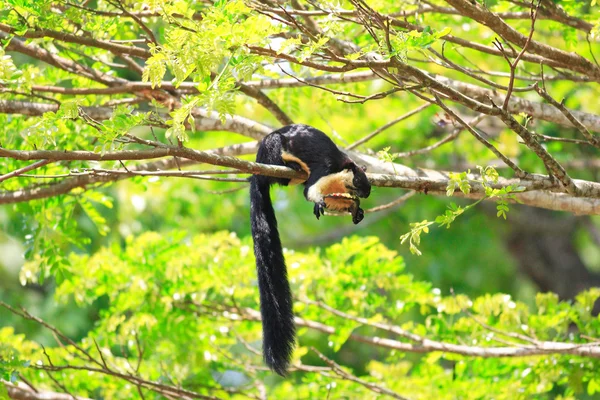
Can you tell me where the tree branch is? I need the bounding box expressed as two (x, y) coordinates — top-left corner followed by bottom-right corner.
(0, 100), (272, 139)
(0, 160), (52, 183)
(3, 141), (600, 214)
(0, 23), (150, 59)
(215, 303), (600, 358)
(4, 382), (93, 400)
(534, 83), (600, 148)
(312, 348), (409, 400)
(443, 0), (600, 80)
(346, 103), (431, 150)
(1, 34), (126, 85)
(8, 72), (600, 134)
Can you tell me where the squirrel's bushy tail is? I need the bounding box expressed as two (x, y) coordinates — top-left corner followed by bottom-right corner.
(249, 134), (295, 376)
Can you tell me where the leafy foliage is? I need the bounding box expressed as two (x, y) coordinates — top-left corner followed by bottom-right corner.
(3, 234), (598, 398)
(401, 166), (525, 255)
(140, 0), (277, 135)
(1, 0), (600, 398)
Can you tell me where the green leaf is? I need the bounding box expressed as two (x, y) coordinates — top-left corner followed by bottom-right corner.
(0, 48), (17, 80)
(435, 27), (452, 38)
(0, 382), (8, 399)
(142, 52), (168, 88)
(575, 288), (600, 313)
(588, 378), (600, 395)
(59, 100), (80, 119)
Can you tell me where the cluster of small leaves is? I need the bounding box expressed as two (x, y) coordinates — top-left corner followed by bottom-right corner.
(164, 96), (200, 140)
(278, 35), (331, 62)
(446, 170), (471, 196)
(1, 98), (148, 158)
(0, 47), (17, 81)
(376, 146), (398, 174)
(94, 105), (152, 149)
(476, 165), (525, 219)
(389, 26), (452, 62)
(6, 232), (600, 398)
(25, 102), (151, 150)
(0, 328), (35, 388)
(0, 343), (27, 384)
(18, 189), (113, 285)
(399, 220), (432, 256)
(141, 0), (278, 136)
(401, 166), (525, 255)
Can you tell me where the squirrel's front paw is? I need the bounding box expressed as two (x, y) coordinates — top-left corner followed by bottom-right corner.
(313, 201), (326, 220)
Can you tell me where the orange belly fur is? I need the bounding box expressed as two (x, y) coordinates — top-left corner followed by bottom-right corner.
(324, 197), (355, 211)
(320, 177), (346, 195)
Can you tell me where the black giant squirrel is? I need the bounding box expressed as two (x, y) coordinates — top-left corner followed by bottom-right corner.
(249, 124), (371, 375)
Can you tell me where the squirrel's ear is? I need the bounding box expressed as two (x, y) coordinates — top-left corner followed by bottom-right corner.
(342, 159), (356, 170)
(343, 161), (368, 174)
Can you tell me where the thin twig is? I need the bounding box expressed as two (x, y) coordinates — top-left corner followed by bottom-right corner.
(394, 114), (487, 158)
(0, 160), (52, 183)
(433, 94), (527, 177)
(311, 347), (410, 400)
(346, 104), (431, 150)
(502, 0), (542, 110)
(365, 191), (415, 213)
(107, 0), (158, 45)
(534, 82), (600, 148)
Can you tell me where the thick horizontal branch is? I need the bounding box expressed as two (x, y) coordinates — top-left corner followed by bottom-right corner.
(1, 33), (124, 85)
(437, 76), (600, 132)
(0, 142), (260, 204)
(2, 142), (600, 214)
(56, 168), (249, 183)
(0, 141), (257, 201)
(26, 71), (376, 95)
(223, 305), (600, 358)
(0, 23), (150, 59)
(4, 382), (92, 400)
(0, 100), (271, 139)
(0, 94), (598, 214)
(370, 172), (600, 201)
(0, 145), (301, 178)
(349, 151), (600, 215)
(4, 68), (600, 133)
